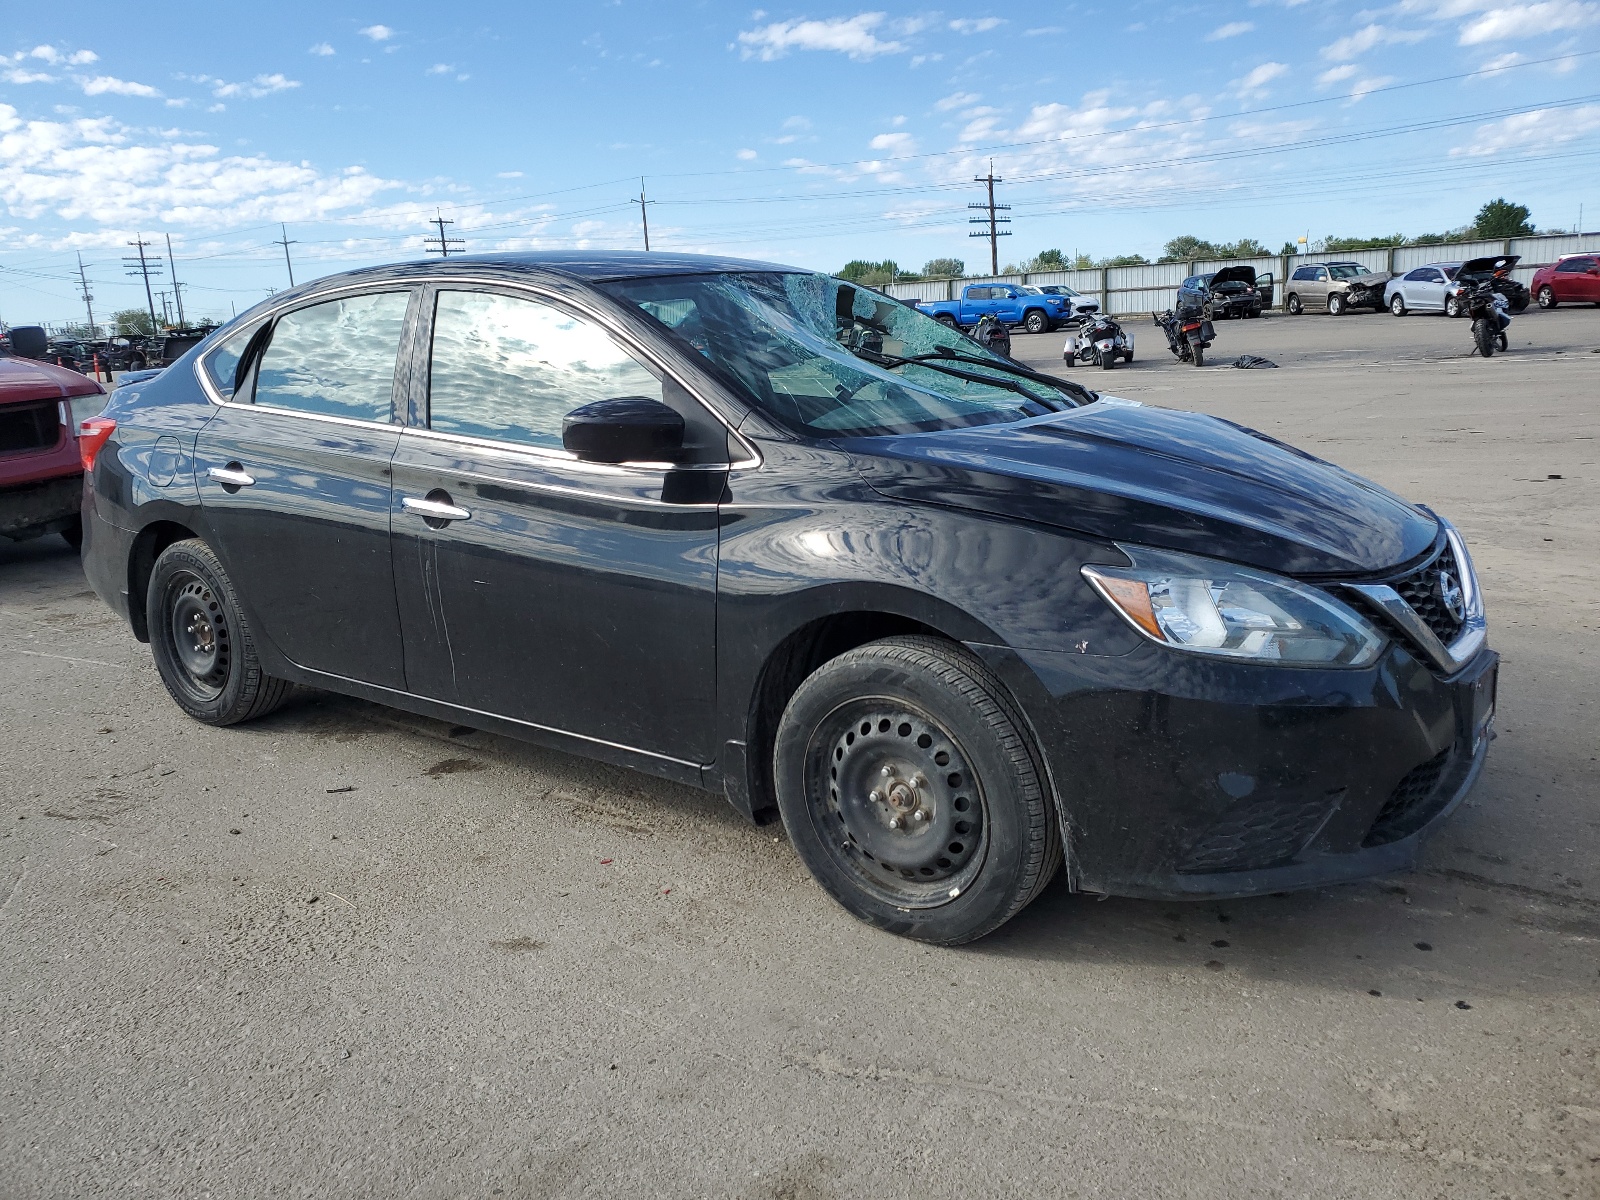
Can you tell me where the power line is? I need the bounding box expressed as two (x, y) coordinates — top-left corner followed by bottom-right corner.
(968, 162), (1011, 275)
(423, 209), (465, 257)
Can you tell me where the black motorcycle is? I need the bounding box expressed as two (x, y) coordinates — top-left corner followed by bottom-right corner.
(1464, 277), (1512, 358)
(1153, 306), (1214, 367)
(970, 312), (1012, 357)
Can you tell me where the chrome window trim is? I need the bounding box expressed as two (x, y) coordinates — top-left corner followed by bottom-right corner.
(192, 272), (762, 470)
(396, 422), (732, 480)
(394, 457), (722, 511)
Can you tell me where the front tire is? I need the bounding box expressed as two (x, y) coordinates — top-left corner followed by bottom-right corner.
(147, 539), (292, 726)
(773, 636), (1061, 945)
(1327, 292), (1346, 316)
(1390, 293), (1407, 316)
(1024, 310), (1048, 335)
(1445, 294), (1462, 318)
(1538, 286), (1556, 309)
(1286, 294), (1302, 315)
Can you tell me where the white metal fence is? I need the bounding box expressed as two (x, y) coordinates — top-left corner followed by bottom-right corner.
(885, 232), (1600, 316)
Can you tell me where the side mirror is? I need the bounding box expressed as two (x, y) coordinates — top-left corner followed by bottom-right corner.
(562, 397), (685, 464)
(9, 326), (48, 359)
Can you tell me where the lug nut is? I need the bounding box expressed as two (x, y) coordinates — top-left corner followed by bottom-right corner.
(888, 816), (903, 830)
(912, 809), (928, 823)
(869, 790), (883, 805)
(881, 765), (895, 778)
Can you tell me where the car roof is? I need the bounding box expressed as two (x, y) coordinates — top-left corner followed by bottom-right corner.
(354, 249), (799, 284)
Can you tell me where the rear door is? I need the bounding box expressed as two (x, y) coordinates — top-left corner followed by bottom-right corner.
(962, 287), (997, 322)
(389, 285), (725, 764)
(194, 288), (416, 688)
(1555, 256), (1598, 301)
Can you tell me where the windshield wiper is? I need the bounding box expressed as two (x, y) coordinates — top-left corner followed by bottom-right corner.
(911, 348), (1097, 405)
(847, 345), (1064, 410)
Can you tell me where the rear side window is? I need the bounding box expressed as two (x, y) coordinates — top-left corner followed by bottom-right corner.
(201, 319), (266, 399)
(426, 291), (663, 450)
(253, 292), (410, 422)
(1556, 257), (1593, 273)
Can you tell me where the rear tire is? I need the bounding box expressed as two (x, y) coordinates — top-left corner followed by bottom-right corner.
(1099, 349), (1117, 369)
(1192, 345), (1205, 367)
(773, 636), (1061, 945)
(59, 516), (83, 551)
(1538, 286), (1556, 309)
(935, 314), (958, 328)
(147, 539), (292, 726)
(1390, 293), (1407, 316)
(1472, 319), (1495, 358)
(1286, 294), (1302, 315)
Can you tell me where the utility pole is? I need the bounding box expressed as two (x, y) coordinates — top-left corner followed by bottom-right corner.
(123, 236), (163, 332)
(165, 234), (186, 327)
(423, 209), (464, 257)
(968, 162), (1010, 276)
(75, 253), (97, 339)
(636, 178), (653, 251)
(273, 224), (298, 287)
(156, 290), (172, 326)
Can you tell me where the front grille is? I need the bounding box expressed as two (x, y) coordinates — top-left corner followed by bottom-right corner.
(1363, 750), (1450, 846)
(0, 401), (61, 456)
(1392, 541), (1465, 646)
(1177, 791), (1339, 874)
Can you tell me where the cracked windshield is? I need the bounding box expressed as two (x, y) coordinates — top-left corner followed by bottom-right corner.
(603, 272), (1086, 437)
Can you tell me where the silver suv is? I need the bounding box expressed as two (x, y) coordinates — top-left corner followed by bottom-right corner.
(1285, 262), (1391, 315)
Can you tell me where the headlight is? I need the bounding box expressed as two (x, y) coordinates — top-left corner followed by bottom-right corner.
(1082, 547), (1385, 667)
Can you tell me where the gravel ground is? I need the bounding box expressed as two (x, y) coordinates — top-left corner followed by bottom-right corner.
(3, 306), (1598, 1199)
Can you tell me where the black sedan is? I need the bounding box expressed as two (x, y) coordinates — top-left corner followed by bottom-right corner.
(80, 251), (1497, 944)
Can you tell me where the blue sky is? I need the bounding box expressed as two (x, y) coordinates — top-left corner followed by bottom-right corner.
(3, 2), (1598, 325)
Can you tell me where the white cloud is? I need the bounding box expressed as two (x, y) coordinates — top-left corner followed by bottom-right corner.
(79, 75), (161, 98)
(1208, 21), (1255, 39)
(935, 90), (981, 111)
(309, 42), (335, 56)
(209, 73), (300, 99)
(27, 45), (97, 66)
(3, 68), (55, 84)
(1321, 23), (1429, 59)
(0, 101), (397, 234)
(736, 13), (907, 60)
(1348, 74), (1398, 99)
(1233, 60), (1289, 95)
(496, 170), (524, 177)
(1458, 1), (1600, 43)
(949, 17), (1004, 33)
(426, 63), (453, 75)
(1317, 63), (1359, 85)
(359, 24), (395, 41)
(737, 147), (758, 160)
(869, 131), (915, 154)
(1451, 102), (1600, 155)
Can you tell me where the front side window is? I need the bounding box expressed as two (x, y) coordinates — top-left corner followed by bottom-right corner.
(427, 291), (664, 450)
(252, 292), (410, 422)
(1291, 267), (1315, 281)
(602, 271), (1086, 438)
(1314, 268), (1329, 281)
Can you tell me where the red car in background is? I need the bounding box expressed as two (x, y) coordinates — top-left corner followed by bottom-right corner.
(1531, 253), (1600, 309)
(1, 352), (107, 549)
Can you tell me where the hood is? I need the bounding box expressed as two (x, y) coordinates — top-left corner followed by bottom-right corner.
(844, 401), (1439, 576)
(0, 355), (105, 405)
(1458, 254), (1519, 279)
(1209, 266), (1257, 288)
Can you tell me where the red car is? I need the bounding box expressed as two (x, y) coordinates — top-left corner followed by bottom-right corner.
(1, 354), (107, 548)
(1531, 253), (1600, 309)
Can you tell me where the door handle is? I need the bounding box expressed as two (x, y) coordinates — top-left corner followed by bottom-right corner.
(207, 464), (255, 488)
(402, 495), (472, 522)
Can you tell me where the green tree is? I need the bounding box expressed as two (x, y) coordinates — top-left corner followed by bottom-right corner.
(1279, 241), (1299, 256)
(1100, 253), (1150, 267)
(112, 308), (154, 336)
(1473, 199), (1533, 238)
(921, 257), (964, 278)
(1027, 249), (1067, 271)
(1159, 235), (1219, 262)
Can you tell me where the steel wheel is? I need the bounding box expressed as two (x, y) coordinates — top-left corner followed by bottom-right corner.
(164, 570), (232, 703)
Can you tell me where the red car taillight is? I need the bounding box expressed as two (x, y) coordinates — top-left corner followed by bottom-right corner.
(79, 418), (116, 472)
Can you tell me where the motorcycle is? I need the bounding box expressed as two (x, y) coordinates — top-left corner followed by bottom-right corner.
(1465, 275), (1512, 357)
(970, 312), (1012, 357)
(1064, 311), (1133, 369)
(1153, 305), (1215, 367)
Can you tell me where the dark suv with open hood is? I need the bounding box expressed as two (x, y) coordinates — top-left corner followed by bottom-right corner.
(1179, 266), (1271, 319)
(79, 252), (1497, 944)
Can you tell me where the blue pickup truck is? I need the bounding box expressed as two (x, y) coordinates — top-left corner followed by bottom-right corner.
(918, 283), (1098, 334)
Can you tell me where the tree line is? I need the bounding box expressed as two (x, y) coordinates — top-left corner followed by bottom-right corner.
(838, 200), (1536, 285)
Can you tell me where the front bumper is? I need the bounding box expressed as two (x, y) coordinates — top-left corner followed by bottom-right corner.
(0, 472), (83, 541)
(975, 638), (1498, 901)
